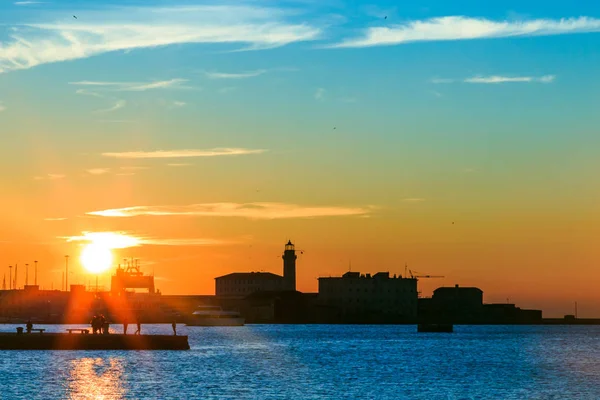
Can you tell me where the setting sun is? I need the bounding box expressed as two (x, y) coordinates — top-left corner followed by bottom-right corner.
(80, 244), (113, 274)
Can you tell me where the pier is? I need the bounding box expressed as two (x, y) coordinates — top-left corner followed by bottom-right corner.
(0, 332), (190, 350)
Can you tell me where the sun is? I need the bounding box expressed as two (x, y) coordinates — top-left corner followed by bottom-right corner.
(80, 243), (114, 274)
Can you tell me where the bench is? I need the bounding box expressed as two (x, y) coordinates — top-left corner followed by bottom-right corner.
(66, 329), (89, 334)
(30, 328), (45, 334)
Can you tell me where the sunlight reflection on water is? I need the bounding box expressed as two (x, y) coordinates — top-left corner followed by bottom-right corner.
(67, 358), (125, 400)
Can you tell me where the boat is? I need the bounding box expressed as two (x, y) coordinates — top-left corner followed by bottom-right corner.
(0, 330), (190, 350)
(417, 323), (453, 333)
(186, 305), (245, 327)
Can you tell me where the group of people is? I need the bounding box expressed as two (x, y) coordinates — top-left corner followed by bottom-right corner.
(90, 315), (110, 334)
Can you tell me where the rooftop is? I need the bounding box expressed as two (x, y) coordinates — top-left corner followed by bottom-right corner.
(215, 272), (282, 280)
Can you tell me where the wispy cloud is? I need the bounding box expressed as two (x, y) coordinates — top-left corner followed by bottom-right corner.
(431, 75), (556, 84)
(94, 100), (126, 113)
(70, 79), (191, 91)
(86, 168), (110, 175)
(464, 75), (555, 84)
(172, 101), (186, 107)
(75, 88), (104, 98)
(332, 16), (600, 48)
(62, 231), (229, 248)
(0, 104), (5, 112)
(0, 5), (321, 74)
(102, 148), (266, 159)
(14, 1), (46, 5)
(315, 88), (325, 101)
(167, 163), (193, 167)
(86, 202), (375, 219)
(34, 174), (65, 180)
(403, 198), (425, 202)
(204, 70), (267, 79)
(44, 217), (67, 221)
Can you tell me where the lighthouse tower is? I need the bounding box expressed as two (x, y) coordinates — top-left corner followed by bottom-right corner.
(282, 240), (297, 291)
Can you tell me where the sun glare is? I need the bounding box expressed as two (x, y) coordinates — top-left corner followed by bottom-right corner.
(80, 244), (114, 274)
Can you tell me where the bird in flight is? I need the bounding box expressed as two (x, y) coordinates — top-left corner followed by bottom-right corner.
(73, 15), (77, 19)
(384, 16), (387, 19)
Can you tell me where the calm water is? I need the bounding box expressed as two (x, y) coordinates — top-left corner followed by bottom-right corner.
(1, 324), (599, 399)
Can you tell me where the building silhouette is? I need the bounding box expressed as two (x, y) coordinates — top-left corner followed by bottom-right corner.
(318, 271), (418, 322)
(215, 241), (298, 297)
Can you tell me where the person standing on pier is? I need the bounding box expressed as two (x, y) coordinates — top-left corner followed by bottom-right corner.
(135, 320), (141, 335)
(172, 321), (177, 336)
(26, 320), (33, 334)
(124, 321), (128, 334)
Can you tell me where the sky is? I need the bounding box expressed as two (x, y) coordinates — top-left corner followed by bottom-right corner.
(1, 0), (600, 317)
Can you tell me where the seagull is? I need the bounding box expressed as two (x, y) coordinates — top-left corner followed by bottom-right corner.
(384, 16), (387, 19)
(73, 15), (77, 19)
(333, 127), (336, 130)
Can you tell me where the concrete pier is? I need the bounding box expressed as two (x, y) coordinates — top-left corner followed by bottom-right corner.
(0, 332), (190, 350)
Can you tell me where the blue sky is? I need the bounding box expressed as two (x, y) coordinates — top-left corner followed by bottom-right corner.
(1, 0), (600, 312)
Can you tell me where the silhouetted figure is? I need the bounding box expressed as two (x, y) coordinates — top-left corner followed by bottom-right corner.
(135, 321), (141, 335)
(26, 320), (33, 334)
(172, 321), (177, 336)
(91, 315), (98, 334)
(103, 321), (110, 335)
(124, 322), (128, 334)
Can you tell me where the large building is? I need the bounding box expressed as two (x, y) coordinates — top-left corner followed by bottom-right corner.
(215, 241), (298, 297)
(318, 271), (418, 321)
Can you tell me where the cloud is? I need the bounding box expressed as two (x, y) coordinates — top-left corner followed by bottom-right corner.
(44, 217), (67, 221)
(0, 5), (321, 74)
(464, 75), (556, 84)
(403, 198), (425, 202)
(167, 163), (192, 167)
(203, 70), (267, 79)
(86, 202), (375, 219)
(70, 79), (191, 91)
(0, 104), (5, 112)
(120, 166), (148, 171)
(431, 90), (442, 98)
(315, 88), (325, 100)
(86, 168), (110, 175)
(172, 101), (186, 107)
(94, 99), (126, 113)
(62, 231), (229, 248)
(34, 173), (65, 180)
(431, 75), (556, 84)
(101, 148), (266, 159)
(75, 88), (104, 98)
(14, 1), (46, 5)
(332, 16), (600, 48)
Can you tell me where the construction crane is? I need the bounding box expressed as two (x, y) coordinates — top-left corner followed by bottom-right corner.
(408, 269), (444, 279)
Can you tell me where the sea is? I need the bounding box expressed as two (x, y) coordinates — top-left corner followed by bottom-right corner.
(1, 324), (599, 399)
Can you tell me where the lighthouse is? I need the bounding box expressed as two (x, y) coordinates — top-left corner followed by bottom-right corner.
(282, 240), (297, 291)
